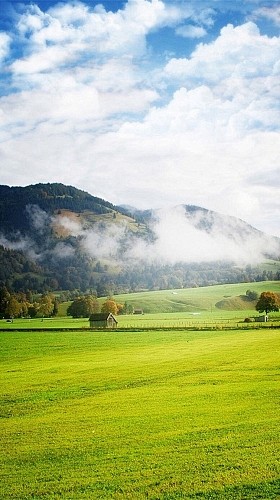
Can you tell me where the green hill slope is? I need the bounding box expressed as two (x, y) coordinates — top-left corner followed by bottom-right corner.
(113, 281), (280, 313)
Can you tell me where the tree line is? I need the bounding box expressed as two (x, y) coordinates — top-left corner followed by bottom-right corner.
(0, 287), (59, 319)
(66, 296), (126, 318)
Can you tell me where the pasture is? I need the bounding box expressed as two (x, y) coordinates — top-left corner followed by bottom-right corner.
(111, 281), (280, 314)
(55, 281), (280, 317)
(1, 281), (280, 331)
(1, 327), (279, 499)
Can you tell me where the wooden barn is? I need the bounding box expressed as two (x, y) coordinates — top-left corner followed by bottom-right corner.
(89, 313), (118, 329)
(133, 308), (144, 315)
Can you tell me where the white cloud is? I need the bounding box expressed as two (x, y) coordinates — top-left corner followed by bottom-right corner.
(176, 25), (207, 39)
(165, 22), (280, 87)
(10, 0), (183, 77)
(0, 2), (279, 239)
(252, 6), (280, 26)
(0, 33), (11, 61)
(193, 7), (216, 28)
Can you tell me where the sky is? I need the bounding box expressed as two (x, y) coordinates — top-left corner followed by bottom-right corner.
(0, 0), (279, 237)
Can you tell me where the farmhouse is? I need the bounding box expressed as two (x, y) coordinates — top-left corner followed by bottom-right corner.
(89, 313), (118, 329)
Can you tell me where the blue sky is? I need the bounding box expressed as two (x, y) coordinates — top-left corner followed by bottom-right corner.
(0, 0), (279, 236)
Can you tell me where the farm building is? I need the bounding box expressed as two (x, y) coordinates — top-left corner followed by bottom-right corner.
(244, 315), (268, 323)
(133, 308), (144, 315)
(254, 315), (268, 322)
(89, 313), (118, 329)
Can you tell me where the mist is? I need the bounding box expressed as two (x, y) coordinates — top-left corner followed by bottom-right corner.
(55, 204), (280, 266)
(1, 204), (279, 267)
(126, 206), (279, 265)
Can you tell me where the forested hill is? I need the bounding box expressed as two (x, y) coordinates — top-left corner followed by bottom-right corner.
(0, 183), (279, 294)
(0, 183), (129, 234)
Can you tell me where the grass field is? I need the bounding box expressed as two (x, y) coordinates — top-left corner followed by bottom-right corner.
(2, 309), (280, 331)
(110, 281), (280, 314)
(56, 281), (280, 317)
(1, 281), (279, 331)
(1, 327), (280, 499)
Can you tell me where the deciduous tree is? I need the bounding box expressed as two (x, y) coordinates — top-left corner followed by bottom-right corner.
(256, 291), (280, 315)
(67, 295), (100, 318)
(38, 293), (55, 317)
(101, 298), (118, 315)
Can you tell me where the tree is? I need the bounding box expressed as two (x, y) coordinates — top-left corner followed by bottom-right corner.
(38, 293), (55, 317)
(123, 301), (134, 314)
(52, 299), (59, 317)
(0, 286), (10, 317)
(28, 304), (38, 318)
(67, 295), (100, 318)
(101, 298), (118, 315)
(256, 291), (280, 315)
(246, 289), (259, 301)
(5, 295), (21, 318)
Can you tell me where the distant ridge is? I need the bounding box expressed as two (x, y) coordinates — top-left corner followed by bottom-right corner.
(0, 183), (279, 294)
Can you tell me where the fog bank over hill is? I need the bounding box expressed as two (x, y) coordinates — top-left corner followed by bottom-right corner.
(2, 187), (278, 266)
(126, 206), (280, 265)
(0, 184), (279, 293)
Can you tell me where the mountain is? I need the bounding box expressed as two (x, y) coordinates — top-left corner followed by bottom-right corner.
(0, 183), (129, 234)
(0, 183), (279, 294)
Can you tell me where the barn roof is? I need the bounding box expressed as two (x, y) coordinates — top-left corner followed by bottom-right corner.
(89, 313), (117, 322)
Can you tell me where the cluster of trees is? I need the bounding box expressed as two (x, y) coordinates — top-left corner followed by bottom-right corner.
(0, 287), (58, 319)
(66, 295), (125, 318)
(67, 295), (100, 318)
(245, 289), (259, 301)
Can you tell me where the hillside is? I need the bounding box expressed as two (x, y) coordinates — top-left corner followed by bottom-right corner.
(0, 183), (139, 234)
(111, 281), (280, 314)
(0, 183), (279, 294)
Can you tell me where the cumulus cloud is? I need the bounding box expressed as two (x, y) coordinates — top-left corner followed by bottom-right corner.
(0, 1), (279, 239)
(10, 0), (183, 77)
(165, 22), (280, 88)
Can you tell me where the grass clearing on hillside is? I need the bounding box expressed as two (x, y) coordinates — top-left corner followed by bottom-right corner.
(54, 281), (280, 317)
(112, 281), (280, 314)
(1, 328), (279, 499)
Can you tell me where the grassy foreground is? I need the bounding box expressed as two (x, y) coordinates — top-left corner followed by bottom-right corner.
(1, 328), (280, 499)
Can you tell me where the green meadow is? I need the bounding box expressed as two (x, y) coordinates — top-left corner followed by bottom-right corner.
(1, 327), (280, 499)
(2, 281), (280, 331)
(112, 281), (280, 314)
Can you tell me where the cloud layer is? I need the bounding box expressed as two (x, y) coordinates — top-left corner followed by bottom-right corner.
(1, 204), (279, 266)
(0, 0), (279, 237)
